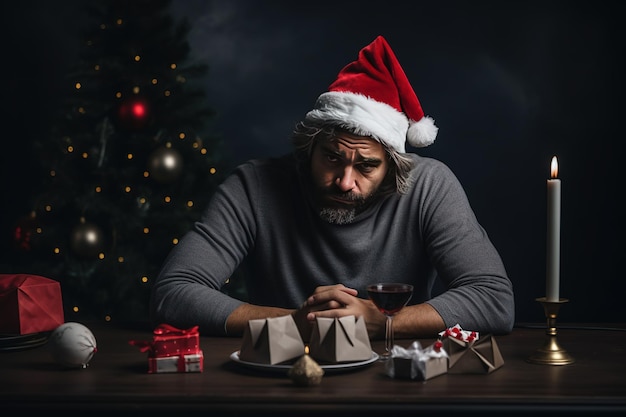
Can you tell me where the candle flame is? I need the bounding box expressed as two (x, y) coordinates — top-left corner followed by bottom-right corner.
(304, 345), (310, 355)
(550, 156), (558, 179)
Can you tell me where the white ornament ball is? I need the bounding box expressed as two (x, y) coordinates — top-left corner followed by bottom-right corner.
(48, 322), (97, 368)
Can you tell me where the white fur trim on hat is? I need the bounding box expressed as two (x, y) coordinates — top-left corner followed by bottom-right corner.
(306, 91), (410, 153)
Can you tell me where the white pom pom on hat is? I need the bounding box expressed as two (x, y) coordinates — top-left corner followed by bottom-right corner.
(305, 35), (437, 153)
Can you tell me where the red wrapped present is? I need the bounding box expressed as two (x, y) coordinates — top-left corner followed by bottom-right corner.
(129, 323), (203, 373)
(0, 274), (65, 335)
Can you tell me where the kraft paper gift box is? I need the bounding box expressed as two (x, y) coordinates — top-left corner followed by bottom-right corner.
(129, 323), (203, 373)
(439, 324), (504, 374)
(239, 314), (305, 365)
(308, 315), (372, 363)
(0, 274), (65, 335)
(386, 340), (448, 381)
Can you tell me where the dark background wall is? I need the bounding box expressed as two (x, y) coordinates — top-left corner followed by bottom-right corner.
(2, 0), (624, 324)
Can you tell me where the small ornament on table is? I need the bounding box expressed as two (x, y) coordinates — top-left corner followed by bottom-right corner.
(48, 322), (97, 369)
(288, 346), (324, 386)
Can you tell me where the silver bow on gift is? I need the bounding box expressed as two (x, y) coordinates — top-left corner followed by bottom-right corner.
(385, 341), (449, 380)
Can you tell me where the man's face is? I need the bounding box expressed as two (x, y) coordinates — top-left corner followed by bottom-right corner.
(310, 132), (389, 224)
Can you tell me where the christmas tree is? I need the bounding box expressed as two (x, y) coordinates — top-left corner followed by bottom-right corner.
(8, 0), (227, 324)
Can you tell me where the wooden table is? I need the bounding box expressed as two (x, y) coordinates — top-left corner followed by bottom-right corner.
(1, 322), (625, 415)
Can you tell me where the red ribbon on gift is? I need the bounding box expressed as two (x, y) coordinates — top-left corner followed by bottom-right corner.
(439, 324), (478, 344)
(153, 323), (199, 336)
(177, 355), (185, 372)
(129, 324), (200, 357)
(433, 340), (443, 352)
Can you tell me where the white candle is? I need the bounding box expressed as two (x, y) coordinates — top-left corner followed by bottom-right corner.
(546, 156), (561, 302)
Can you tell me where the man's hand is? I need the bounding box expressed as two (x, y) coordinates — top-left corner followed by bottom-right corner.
(229, 284), (446, 341)
(292, 284), (387, 339)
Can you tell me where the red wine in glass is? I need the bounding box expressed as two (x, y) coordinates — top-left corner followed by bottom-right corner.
(367, 283), (413, 360)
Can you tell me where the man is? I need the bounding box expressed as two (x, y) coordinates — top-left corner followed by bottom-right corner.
(150, 35), (515, 340)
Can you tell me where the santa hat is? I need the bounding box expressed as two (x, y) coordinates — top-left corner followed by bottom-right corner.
(305, 35), (437, 153)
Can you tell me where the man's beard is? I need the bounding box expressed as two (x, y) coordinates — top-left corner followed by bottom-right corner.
(318, 206), (357, 225)
(316, 190), (369, 225)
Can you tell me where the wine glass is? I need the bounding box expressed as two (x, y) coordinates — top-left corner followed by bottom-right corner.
(366, 283), (414, 360)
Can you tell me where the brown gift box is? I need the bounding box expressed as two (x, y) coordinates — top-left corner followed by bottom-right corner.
(387, 341), (448, 381)
(392, 356), (448, 381)
(443, 333), (504, 374)
(0, 274), (64, 335)
(239, 315), (305, 365)
(308, 315), (372, 363)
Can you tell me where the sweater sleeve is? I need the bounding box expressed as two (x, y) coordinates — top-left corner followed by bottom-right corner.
(150, 162), (257, 335)
(417, 161), (515, 334)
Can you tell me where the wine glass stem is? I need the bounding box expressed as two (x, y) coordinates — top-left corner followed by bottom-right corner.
(385, 315), (394, 356)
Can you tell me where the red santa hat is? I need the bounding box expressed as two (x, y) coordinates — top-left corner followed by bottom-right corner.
(305, 35), (437, 153)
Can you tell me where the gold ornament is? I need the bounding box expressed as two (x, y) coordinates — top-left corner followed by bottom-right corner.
(148, 147), (183, 184)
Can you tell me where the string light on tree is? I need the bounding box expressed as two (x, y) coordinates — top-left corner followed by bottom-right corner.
(13, 1), (224, 324)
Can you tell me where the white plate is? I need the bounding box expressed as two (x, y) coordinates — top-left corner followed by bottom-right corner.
(229, 351), (379, 374)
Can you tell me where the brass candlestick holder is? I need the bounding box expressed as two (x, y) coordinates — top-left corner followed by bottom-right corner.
(527, 297), (575, 365)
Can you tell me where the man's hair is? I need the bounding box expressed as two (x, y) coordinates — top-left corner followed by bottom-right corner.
(291, 120), (415, 195)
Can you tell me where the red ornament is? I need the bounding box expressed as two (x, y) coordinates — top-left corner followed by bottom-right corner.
(13, 213), (40, 252)
(116, 97), (152, 131)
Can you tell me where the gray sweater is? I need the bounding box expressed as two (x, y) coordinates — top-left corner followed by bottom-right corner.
(151, 153), (514, 336)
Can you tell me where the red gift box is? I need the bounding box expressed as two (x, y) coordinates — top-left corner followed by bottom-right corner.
(129, 323), (203, 373)
(151, 323), (200, 357)
(0, 274), (65, 335)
